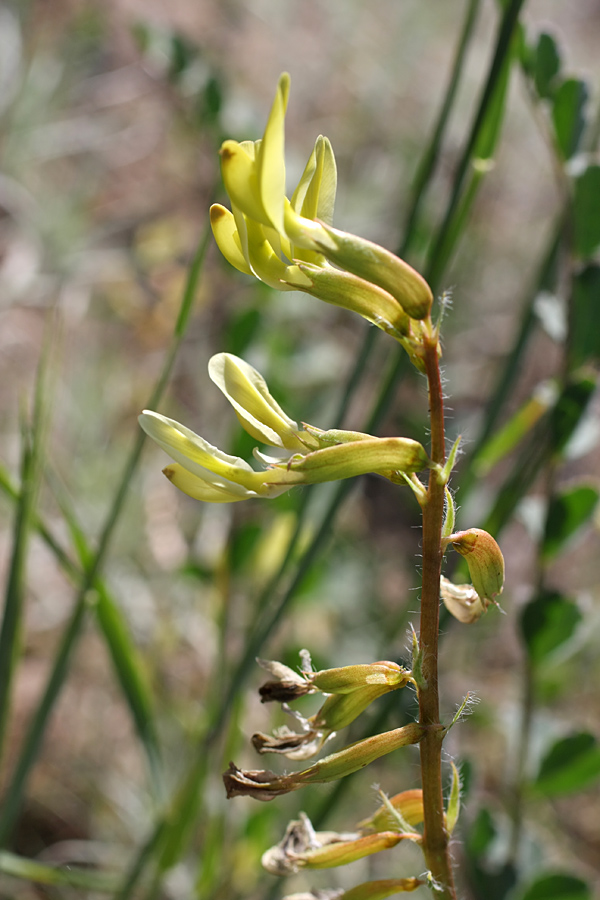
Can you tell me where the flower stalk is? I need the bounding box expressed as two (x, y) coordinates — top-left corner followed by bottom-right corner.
(418, 328), (457, 899)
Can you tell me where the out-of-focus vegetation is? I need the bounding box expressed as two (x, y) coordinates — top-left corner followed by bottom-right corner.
(1, 1), (599, 898)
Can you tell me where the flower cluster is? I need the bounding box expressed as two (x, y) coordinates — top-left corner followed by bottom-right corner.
(137, 72), (506, 900)
(224, 654), (423, 801)
(252, 656), (415, 761)
(139, 353), (429, 504)
(210, 73), (435, 369)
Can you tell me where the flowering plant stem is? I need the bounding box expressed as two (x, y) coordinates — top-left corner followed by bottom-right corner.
(419, 327), (457, 898)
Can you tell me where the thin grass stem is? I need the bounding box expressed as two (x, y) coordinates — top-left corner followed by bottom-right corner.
(0, 225), (210, 847)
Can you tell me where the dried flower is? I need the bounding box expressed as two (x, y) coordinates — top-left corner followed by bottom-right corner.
(223, 723), (425, 800)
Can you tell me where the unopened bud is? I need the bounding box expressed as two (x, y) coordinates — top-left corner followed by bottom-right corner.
(310, 662), (412, 693)
(280, 437), (429, 485)
(315, 224), (433, 320)
(446, 528), (504, 602)
(286, 264), (410, 338)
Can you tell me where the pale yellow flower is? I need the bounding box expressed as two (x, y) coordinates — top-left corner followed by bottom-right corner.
(140, 354), (429, 504)
(211, 74), (434, 348)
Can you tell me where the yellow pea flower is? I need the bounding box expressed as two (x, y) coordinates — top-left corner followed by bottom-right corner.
(207, 353), (312, 452)
(140, 355), (429, 504)
(211, 73), (434, 346)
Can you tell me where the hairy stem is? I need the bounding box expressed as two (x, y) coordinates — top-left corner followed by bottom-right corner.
(418, 327), (456, 898)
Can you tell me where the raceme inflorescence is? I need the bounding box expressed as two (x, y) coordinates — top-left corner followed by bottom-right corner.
(140, 74), (505, 900)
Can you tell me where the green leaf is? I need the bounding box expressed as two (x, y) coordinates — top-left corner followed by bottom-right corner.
(95, 587), (162, 780)
(224, 307), (262, 357)
(518, 872), (590, 900)
(466, 807), (496, 857)
(473, 48), (512, 162)
(542, 484), (598, 559)
(474, 384), (555, 475)
(536, 732), (600, 795)
(0, 850), (119, 892)
(0, 351), (49, 758)
(520, 591), (581, 664)
(532, 32), (561, 99)
(175, 226), (211, 338)
(573, 166), (600, 258)
(552, 78), (589, 160)
(571, 266), (600, 368)
(446, 761), (461, 834)
(550, 372), (596, 455)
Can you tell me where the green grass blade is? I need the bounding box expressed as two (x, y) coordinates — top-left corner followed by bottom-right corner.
(0, 850), (120, 892)
(114, 819), (167, 900)
(0, 431), (36, 760)
(0, 353), (49, 763)
(0, 593), (88, 846)
(95, 586), (163, 785)
(465, 225), (562, 475)
(400, 0), (481, 259)
(46, 469), (163, 787)
(0, 463), (80, 583)
(175, 222), (212, 338)
(471, 385), (556, 477)
(0, 224), (209, 848)
(1, 462), (162, 788)
(426, 0), (526, 291)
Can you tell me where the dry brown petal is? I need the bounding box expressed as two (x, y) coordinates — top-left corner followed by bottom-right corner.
(256, 658), (314, 702)
(262, 812), (356, 875)
(252, 727), (326, 760)
(258, 680), (314, 703)
(440, 575), (486, 624)
(222, 762), (299, 801)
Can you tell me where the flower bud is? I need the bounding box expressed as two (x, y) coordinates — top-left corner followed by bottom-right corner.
(446, 528), (505, 602)
(309, 662), (412, 694)
(278, 437), (429, 486)
(314, 224), (433, 320)
(284, 263), (410, 338)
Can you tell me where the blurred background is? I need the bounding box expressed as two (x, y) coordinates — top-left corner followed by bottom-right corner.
(1, 1), (600, 898)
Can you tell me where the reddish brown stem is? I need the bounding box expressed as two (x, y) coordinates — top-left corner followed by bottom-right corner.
(418, 326), (457, 898)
